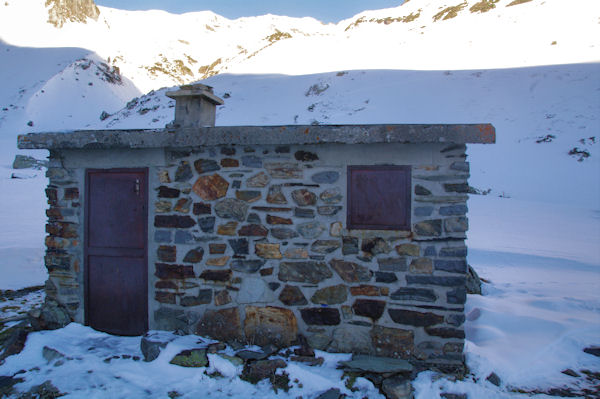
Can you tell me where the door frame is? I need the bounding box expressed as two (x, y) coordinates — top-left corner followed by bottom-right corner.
(83, 167), (149, 333)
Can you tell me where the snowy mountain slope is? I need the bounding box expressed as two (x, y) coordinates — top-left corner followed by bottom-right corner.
(0, 42), (140, 166)
(0, 40), (87, 112)
(0, 0), (331, 92)
(1, 0), (598, 92)
(228, 0), (600, 74)
(1, 0), (598, 129)
(22, 54), (139, 132)
(0, 40), (88, 154)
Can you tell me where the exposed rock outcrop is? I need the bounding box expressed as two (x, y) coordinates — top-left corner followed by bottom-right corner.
(46, 0), (100, 28)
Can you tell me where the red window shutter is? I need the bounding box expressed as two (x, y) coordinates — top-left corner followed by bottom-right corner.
(347, 165), (411, 230)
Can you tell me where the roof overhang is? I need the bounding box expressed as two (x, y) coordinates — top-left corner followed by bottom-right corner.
(17, 124), (495, 150)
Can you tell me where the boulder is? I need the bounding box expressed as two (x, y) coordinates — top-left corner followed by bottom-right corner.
(28, 299), (71, 331)
(42, 346), (66, 364)
(12, 155), (47, 170)
(315, 388), (342, 399)
(466, 265), (482, 295)
(0, 323), (29, 364)
(169, 349), (208, 367)
(0, 376), (24, 397)
(241, 358), (287, 384)
(382, 376), (413, 399)
(20, 380), (63, 398)
(141, 332), (176, 362)
(583, 346), (600, 357)
(486, 372), (501, 386)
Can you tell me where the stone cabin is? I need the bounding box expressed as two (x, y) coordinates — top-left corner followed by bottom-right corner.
(18, 84), (495, 373)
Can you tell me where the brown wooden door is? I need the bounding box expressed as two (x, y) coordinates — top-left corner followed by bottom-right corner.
(85, 168), (148, 336)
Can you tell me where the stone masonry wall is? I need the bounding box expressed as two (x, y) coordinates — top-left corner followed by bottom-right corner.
(40, 142), (470, 372)
(148, 142), (470, 372)
(44, 150), (84, 322)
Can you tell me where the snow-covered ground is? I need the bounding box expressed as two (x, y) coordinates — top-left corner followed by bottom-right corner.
(0, 324), (386, 399)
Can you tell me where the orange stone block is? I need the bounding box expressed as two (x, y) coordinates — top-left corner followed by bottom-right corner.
(244, 306), (298, 347)
(192, 174), (229, 201)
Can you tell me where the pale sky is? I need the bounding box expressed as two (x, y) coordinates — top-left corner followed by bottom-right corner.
(94, 0), (405, 23)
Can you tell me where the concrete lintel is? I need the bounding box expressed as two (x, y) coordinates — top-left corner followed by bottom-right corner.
(17, 124), (496, 150)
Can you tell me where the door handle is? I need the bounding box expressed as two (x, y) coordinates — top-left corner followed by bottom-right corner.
(134, 178), (140, 195)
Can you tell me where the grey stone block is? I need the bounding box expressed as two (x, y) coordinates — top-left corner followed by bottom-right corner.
(450, 161), (470, 172)
(378, 257), (408, 272)
(414, 219), (442, 236)
(406, 275), (465, 287)
(444, 183), (470, 193)
(447, 287), (467, 305)
(231, 259), (265, 273)
(241, 155), (262, 168)
(198, 216), (216, 233)
(174, 230), (194, 244)
(439, 205), (468, 216)
(434, 259), (467, 273)
(375, 272), (397, 283)
(311, 171), (339, 184)
(294, 207), (315, 218)
(154, 230), (172, 243)
(390, 288), (437, 302)
(414, 206), (434, 216)
(444, 217), (468, 232)
(439, 247), (467, 257)
(423, 246), (436, 256)
(154, 307), (188, 332)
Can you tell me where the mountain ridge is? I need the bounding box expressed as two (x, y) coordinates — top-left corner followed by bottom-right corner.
(2, 0), (597, 93)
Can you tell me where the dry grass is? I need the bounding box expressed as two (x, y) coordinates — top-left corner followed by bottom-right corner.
(433, 2), (468, 22)
(401, 11), (421, 23)
(146, 56), (194, 83)
(344, 10), (421, 31)
(470, 0), (499, 13)
(507, 0), (533, 7)
(265, 30), (292, 43)
(198, 58), (222, 79)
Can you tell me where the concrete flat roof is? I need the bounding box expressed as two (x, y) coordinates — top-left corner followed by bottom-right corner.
(17, 124), (495, 150)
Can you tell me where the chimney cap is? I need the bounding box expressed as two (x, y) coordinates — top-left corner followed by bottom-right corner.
(165, 83), (224, 105)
